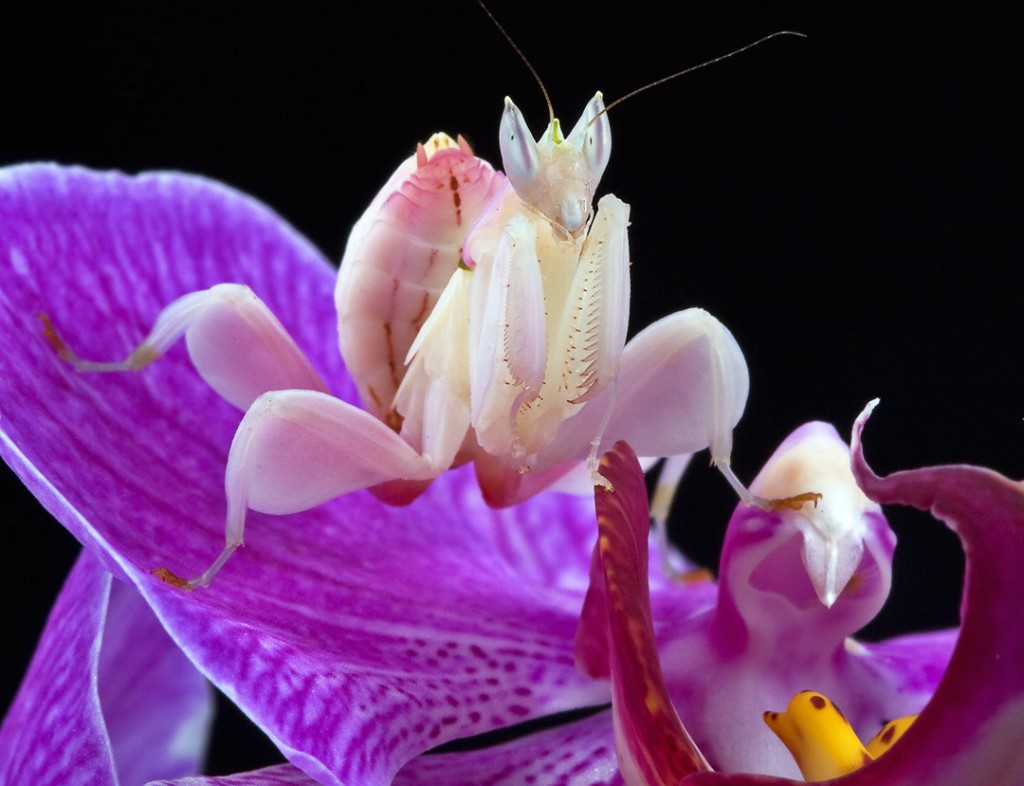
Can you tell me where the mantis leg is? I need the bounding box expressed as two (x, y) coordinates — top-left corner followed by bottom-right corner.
(173, 388), (438, 588)
(649, 452), (695, 577)
(537, 307), (749, 472)
(469, 213), (547, 459)
(46, 283), (327, 410)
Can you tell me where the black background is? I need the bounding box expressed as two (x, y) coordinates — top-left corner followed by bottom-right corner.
(2, 2), (1020, 776)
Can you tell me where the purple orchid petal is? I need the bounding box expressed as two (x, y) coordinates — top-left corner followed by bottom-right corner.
(394, 712), (621, 786)
(857, 629), (959, 700)
(131, 477), (611, 786)
(841, 404), (1024, 785)
(149, 763), (320, 786)
(0, 164), (609, 784)
(0, 549), (212, 785)
(0, 164), (353, 583)
(0, 164), (965, 786)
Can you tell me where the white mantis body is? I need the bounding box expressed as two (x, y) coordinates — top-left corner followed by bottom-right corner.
(57, 93), (750, 588)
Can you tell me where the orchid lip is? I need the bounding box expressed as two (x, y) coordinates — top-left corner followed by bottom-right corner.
(749, 424), (880, 608)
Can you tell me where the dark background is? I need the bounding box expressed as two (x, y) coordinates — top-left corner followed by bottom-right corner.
(2, 2), (1019, 776)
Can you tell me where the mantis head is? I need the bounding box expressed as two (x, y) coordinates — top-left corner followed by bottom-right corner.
(499, 92), (611, 237)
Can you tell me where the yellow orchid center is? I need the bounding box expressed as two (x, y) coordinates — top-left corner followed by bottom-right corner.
(865, 714), (917, 759)
(763, 691), (917, 781)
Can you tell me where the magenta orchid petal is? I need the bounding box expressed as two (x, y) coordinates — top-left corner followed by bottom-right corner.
(0, 164), (352, 584)
(0, 164), (611, 784)
(578, 442), (711, 786)
(0, 164), (965, 786)
(394, 712), (621, 786)
(0, 549), (212, 785)
(842, 404), (1024, 785)
(148, 764), (320, 786)
(128, 477), (610, 786)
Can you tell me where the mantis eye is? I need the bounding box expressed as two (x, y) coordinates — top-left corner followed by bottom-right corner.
(499, 97), (542, 201)
(567, 92), (611, 190)
(498, 93), (612, 237)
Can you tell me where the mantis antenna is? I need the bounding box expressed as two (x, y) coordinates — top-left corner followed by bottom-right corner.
(476, 0), (554, 125)
(596, 30), (807, 123)
(478, 2), (803, 130)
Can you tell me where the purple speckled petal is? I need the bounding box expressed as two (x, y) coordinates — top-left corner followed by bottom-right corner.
(149, 763), (319, 786)
(6, 166), (968, 786)
(129, 475), (609, 786)
(0, 165), (608, 785)
(0, 549), (212, 785)
(394, 712), (621, 786)
(0, 164), (352, 583)
(682, 405), (1024, 785)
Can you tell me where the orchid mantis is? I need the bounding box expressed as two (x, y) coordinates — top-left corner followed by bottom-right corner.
(51, 94), (750, 588)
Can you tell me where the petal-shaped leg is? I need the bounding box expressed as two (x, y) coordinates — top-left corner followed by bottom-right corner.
(538, 308), (749, 471)
(555, 193), (631, 405)
(48, 283), (328, 410)
(609, 308), (748, 464)
(182, 389), (438, 587)
(469, 213), (547, 458)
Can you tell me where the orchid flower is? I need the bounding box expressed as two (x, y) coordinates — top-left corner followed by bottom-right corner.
(585, 405), (1024, 784)
(0, 165), (963, 785)
(576, 422), (955, 782)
